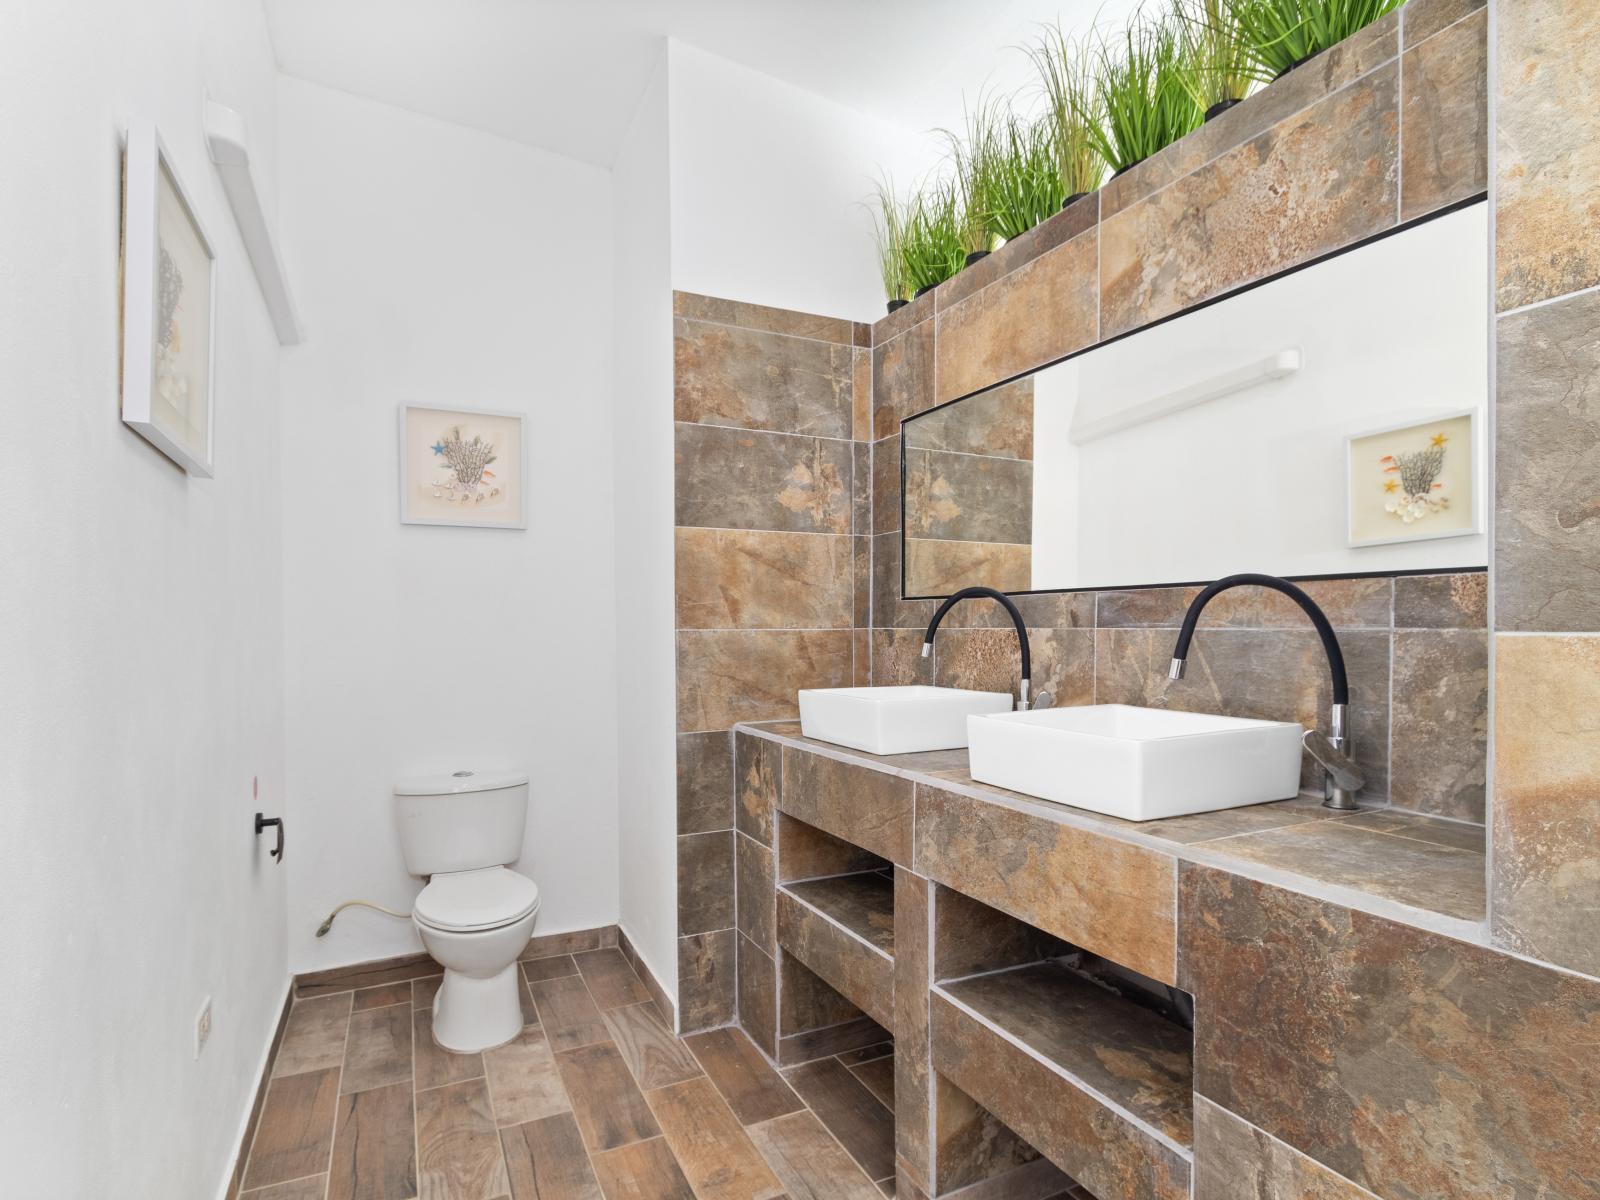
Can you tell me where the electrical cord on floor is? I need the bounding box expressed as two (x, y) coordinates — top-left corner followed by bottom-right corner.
(316, 900), (412, 937)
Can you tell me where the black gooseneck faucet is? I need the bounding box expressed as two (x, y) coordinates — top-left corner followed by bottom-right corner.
(1167, 573), (1363, 809)
(922, 586), (1036, 711)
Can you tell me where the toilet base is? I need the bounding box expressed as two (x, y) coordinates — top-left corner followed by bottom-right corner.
(431, 961), (524, 1054)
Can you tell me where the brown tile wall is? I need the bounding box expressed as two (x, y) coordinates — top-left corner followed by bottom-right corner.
(902, 377), (1035, 596)
(673, 293), (873, 1034)
(1180, 863), (1600, 1199)
(868, 5), (1490, 823)
(1490, 0), (1600, 978)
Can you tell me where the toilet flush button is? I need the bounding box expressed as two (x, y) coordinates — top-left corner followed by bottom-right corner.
(452, 770), (473, 778)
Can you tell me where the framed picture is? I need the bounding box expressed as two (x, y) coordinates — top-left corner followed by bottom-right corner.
(399, 404), (526, 529)
(120, 121), (216, 476)
(1346, 410), (1479, 547)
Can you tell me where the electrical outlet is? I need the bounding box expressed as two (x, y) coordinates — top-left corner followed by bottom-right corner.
(195, 996), (212, 1059)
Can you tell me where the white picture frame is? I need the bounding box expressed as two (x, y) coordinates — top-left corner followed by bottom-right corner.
(399, 404), (527, 529)
(1346, 409), (1480, 548)
(120, 121), (217, 476)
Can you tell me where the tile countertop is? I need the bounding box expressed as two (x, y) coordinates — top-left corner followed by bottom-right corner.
(740, 721), (1488, 944)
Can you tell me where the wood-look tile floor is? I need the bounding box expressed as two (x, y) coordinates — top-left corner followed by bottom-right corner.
(239, 947), (903, 1200)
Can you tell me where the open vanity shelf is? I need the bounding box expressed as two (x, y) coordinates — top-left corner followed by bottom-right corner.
(933, 960), (1194, 1199)
(778, 871), (895, 1029)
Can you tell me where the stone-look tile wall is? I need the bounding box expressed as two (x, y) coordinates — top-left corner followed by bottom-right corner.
(1181, 864), (1600, 1199)
(1490, 0), (1600, 979)
(673, 293), (873, 1033)
(902, 377), (1034, 595)
(870, 2), (1491, 823)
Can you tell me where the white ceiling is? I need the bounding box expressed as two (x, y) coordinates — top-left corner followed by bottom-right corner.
(262, 0), (1133, 168)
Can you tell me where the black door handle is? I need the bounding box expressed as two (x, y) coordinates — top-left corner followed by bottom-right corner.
(255, 813), (284, 863)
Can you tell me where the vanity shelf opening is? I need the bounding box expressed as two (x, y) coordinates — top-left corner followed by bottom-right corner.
(930, 886), (1196, 1200)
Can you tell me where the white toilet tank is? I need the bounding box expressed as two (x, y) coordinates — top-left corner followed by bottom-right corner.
(394, 769), (529, 876)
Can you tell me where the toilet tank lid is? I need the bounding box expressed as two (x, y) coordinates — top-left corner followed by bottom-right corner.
(395, 769), (528, 796)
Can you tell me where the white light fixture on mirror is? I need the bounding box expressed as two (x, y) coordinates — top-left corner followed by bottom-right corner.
(204, 99), (304, 345)
(1068, 348), (1302, 445)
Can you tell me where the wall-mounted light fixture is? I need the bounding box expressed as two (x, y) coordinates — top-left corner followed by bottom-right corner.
(205, 99), (304, 345)
(1069, 348), (1302, 445)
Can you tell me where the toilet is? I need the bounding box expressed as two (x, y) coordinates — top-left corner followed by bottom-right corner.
(394, 768), (540, 1053)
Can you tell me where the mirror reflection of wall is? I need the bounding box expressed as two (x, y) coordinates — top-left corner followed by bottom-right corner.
(901, 201), (1490, 598)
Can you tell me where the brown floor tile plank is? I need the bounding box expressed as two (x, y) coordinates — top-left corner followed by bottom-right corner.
(782, 1058), (895, 1182)
(241, 1174), (330, 1200)
(528, 975), (610, 1052)
(415, 1078), (511, 1200)
(684, 1028), (804, 1126)
(644, 1076), (786, 1200)
(414, 1008), (486, 1092)
(328, 1080), (416, 1200)
(484, 1025), (570, 1127)
(273, 994), (353, 1078)
(522, 955), (580, 983)
(572, 948), (652, 1010)
(519, 978), (540, 1027)
(500, 1112), (602, 1200)
(746, 1110), (881, 1200)
(414, 977), (442, 1008)
(847, 1054), (894, 1111)
(601, 1002), (704, 1091)
(342, 1003), (413, 1094)
(554, 1041), (661, 1152)
(589, 1137), (696, 1200)
(835, 1043), (893, 1067)
(244, 1068), (342, 1191)
(352, 982), (413, 1012)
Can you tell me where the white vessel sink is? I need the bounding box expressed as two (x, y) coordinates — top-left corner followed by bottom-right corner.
(967, 704), (1304, 821)
(799, 685), (1014, 755)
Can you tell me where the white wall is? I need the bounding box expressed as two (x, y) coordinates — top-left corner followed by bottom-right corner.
(277, 76), (620, 974)
(666, 40), (937, 324)
(0, 1), (288, 1195)
(610, 49), (680, 1006)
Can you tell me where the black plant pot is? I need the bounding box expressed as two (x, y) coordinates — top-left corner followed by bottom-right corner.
(887, 299), (908, 314)
(1204, 98), (1242, 122)
(1062, 191), (1089, 209)
(1273, 51), (1317, 80)
(964, 250), (990, 267)
(1111, 157), (1146, 179)
(913, 284), (936, 299)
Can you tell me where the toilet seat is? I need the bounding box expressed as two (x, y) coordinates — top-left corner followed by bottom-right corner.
(415, 866), (539, 933)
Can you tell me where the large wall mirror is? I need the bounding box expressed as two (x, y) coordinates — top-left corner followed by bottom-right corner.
(901, 200), (1489, 598)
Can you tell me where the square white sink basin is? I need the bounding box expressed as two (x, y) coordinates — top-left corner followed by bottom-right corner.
(799, 685), (1014, 755)
(967, 704), (1304, 821)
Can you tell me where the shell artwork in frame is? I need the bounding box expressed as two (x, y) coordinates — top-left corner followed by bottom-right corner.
(1346, 411), (1478, 548)
(120, 121), (216, 476)
(399, 404), (526, 529)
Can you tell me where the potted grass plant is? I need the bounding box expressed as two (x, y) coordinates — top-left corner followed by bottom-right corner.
(901, 184), (966, 298)
(1232, 0), (1403, 79)
(986, 113), (1065, 242)
(1084, 7), (1204, 177)
(1028, 24), (1107, 208)
(943, 101), (1005, 266)
(871, 178), (914, 313)
(1176, 0), (1257, 120)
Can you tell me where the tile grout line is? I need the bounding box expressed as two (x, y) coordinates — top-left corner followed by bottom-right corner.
(675, 309), (861, 350)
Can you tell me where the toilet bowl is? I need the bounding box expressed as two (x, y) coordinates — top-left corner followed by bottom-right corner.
(413, 865), (540, 1052)
(394, 768), (537, 1054)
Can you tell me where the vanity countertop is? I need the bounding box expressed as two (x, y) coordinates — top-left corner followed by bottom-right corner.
(740, 720), (1487, 943)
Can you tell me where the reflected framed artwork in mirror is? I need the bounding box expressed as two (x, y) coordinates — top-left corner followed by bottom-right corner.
(900, 199), (1490, 599)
